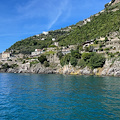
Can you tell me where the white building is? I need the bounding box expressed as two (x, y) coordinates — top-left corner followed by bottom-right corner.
(52, 38), (56, 41)
(83, 18), (91, 25)
(62, 49), (71, 55)
(36, 34), (40, 37)
(2, 52), (11, 60)
(31, 49), (44, 56)
(41, 38), (45, 41)
(43, 31), (48, 35)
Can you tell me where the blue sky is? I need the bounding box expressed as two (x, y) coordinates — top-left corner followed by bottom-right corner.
(0, 0), (110, 53)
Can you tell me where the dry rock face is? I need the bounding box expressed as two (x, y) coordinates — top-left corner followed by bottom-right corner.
(1, 57), (120, 77)
(100, 59), (120, 77)
(112, 0), (120, 5)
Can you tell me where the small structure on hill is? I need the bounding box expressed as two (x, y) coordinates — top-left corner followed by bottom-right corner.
(62, 48), (71, 55)
(31, 49), (44, 56)
(54, 42), (59, 47)
(52, 38), (56, 41)
(43, 31), (48, 35)
(41, 38), (45, 41)
(2, 52), (11, 60)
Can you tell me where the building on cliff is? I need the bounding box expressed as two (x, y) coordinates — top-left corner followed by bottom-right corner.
(2, 52), (11, 60)
(31, 49), (44, 56)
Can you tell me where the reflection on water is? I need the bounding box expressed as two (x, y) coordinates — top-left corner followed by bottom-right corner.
(0, 73), (120, 119)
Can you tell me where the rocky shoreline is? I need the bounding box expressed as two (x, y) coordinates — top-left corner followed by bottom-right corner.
(1, 59), (120, 77)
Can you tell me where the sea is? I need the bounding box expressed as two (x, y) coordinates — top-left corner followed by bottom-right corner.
(0, 73), (120, 120)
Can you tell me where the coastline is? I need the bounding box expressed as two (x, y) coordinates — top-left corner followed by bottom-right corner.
(1, 57), (120, 77)
(1, 65), (120, 77)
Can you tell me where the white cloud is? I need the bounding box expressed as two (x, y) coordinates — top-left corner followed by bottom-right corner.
(47, 0), (71, 29)
(0, 0), (71, 37)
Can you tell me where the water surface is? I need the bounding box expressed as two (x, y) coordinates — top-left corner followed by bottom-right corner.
(0, 73), (120, 120)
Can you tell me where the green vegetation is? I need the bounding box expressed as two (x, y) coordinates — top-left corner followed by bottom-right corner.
(7, 30), (69, 54)
(1, 63), (18, 69)
(70, 57), (77, 67)
(71, 49), (81, 59)
(87, 53), (106, 69)
(60, 54), (71, 66)
(44, 51), (56, 55)
(1, 63), (10, 69)
(38, 55), (47, 64)
(60, 52), (105, 68)
(10, 64), (18, 68)
(44, 61), (49, 67)
(30, 60), (39, 67)
(81, 52), (106, 69)
(77, 59), (86, 68)
(57, 9), (120, 46)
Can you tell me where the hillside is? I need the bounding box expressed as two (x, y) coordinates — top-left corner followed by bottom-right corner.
(7, 0), (120, 54)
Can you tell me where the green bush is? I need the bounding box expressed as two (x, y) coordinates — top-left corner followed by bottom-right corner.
(104, 48), (110, 51)
(38, 55), (47, 64)
(30, 60), (39, 67)
(77, 59), (86, 68)
(70, 57), (77, 67)
(44, 61), (49, 67)
(82, 53), (92, 61)
(71, 49), (81, 59)
(10, 64), (18, 68)
(88, 53), (105, 69)
(94, 40), (99, 44)
(60, 54), (71, 66)
(2, 63), (10, 69)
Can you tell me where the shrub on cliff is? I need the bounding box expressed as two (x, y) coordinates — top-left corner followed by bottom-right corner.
(71, 49), (81, 59)
(81, 52), (105, 69)
(70, 57), (77, 67)
(38, 55), (47, 64)
(88, 53), (105, 69)
(60, 54), (71, 66)
(81, 53), (92, 62)
(1, 63), (10, 69)
(44, 61), (49, 67)
(10, 64), (18, 68)
(77, 59), (86, 68)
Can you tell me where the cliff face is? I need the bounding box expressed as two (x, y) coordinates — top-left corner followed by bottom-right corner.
(56, 59), (120, 77)
(112, 0), (120, 5)
(2, 58), (120, 77)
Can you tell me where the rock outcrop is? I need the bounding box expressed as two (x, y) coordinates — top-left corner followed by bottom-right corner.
(1, 58), (120, 77)
(112, 0), (120, 5)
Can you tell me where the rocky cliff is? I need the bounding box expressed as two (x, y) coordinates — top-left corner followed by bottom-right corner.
(1, 58), (120, 77)
(112, 0), (120, 5)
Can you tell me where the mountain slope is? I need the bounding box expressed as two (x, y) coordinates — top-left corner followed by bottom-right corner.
(7, 0), (120, 54)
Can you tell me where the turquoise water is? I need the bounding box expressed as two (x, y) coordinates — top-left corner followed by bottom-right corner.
(0, 73), (120, 120)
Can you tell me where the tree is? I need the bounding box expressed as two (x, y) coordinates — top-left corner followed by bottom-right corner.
(70, 57), (77, 67)
(44, 61), (49, 67)
(71, 49), (81, 59)
(82, 53), (92, 61)
(77, 59), (86, 68)
(60, 54), (71, 66)
(88, 53), (105, 69)
(38, 55), (47, 64)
